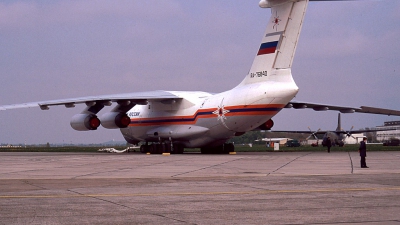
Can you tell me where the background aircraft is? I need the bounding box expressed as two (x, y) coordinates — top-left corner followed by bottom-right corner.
(270, 113), (397, 147)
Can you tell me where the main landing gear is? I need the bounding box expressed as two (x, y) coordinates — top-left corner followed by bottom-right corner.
(139, 142), (235, 154)
(200, 143), (234, 154)
(140, 142), (184, 154)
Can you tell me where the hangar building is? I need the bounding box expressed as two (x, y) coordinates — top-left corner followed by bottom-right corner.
(375, 121), (400, 142)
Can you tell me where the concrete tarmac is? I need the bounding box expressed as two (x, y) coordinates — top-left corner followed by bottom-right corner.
(0, 151), (399, 225)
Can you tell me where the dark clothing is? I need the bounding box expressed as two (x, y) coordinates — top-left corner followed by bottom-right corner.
(360, 156), (367, 168)
(326, 138), (332, 153)
(359, 141), (367, 157)
(359, 141), (367, 168)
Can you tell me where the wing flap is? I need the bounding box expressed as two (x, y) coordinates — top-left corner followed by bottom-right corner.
(268, 130), (333, 134)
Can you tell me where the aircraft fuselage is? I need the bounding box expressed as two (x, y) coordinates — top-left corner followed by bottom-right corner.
(121, 69), (298, 148)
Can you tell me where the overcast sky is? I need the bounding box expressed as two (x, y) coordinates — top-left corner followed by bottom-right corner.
(1, 0), (399, 144)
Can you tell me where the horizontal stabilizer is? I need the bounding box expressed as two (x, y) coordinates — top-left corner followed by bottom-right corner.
(259, 0), (354, 8)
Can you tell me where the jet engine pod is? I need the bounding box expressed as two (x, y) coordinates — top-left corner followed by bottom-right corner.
(100, 112), (131, 129)
(258, 119), (274, 130)
(70, 114), (100, 131)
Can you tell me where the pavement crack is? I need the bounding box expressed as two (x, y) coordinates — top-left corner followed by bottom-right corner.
(21, 180), (48, 190)
(71, 157), (191, 179)
(348, 151), (354, 174)
(269, 152), (313, 175)
(218, 180), (267, 191)
(66, 189), (195, 224)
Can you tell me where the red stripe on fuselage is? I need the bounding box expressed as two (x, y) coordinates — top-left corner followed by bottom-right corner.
(129, 104), (285, 127)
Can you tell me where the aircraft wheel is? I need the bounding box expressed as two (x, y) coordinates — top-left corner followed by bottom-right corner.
(163, 143), (171, 153)
(224, 143), (234, 153)
(173, 144), (184, 154)
(149, 145), (157, 154)
(202, 145), (233, 154)
(178, 145), (184, 154)
(200, 147), (207, 154)
(201, 147), (213, 154)
(155, 144), (163, 154)
(140, 145), (150, 153)
(140, 145), (146, 153)
(148, 145), (153, 154)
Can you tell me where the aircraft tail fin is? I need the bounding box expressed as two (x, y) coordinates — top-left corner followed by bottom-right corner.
(238, 0), (309, 86)
(336, 113), (342, 132)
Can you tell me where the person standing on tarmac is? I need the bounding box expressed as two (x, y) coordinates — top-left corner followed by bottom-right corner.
(326, 137), (332, 153)
(359, 137), (368, 168)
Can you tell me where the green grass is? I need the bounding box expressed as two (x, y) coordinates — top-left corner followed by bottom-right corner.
(1, 144), (399, 152)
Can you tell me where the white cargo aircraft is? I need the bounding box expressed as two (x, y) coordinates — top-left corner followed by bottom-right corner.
(1, 0), (400, 154)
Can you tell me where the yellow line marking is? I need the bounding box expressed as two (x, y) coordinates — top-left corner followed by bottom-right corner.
(1, 186), (400, 199)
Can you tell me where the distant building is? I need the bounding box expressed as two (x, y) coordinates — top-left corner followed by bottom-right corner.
(259, 138), (291, 146)
(375, 121), (400, 142)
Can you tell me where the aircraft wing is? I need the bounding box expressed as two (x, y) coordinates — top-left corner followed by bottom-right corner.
(286, 101), (400, 116)
(0, 90), (182, 111)
(269, 128), (397, 134)
(335, 128), (398, 135)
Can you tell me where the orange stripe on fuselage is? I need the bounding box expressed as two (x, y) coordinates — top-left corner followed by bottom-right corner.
(129, 104), (285, 126)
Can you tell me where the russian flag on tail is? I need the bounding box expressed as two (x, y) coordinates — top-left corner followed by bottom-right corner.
(257, 41), (279, 55)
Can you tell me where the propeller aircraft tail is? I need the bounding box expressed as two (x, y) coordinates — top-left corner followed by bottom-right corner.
(336, 113), (342, 132)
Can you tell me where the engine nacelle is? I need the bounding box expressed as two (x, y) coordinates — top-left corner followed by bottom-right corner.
(100, 112), (131, 129)
(258, 119), (274, 130)
(70, 114), (100, 131)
